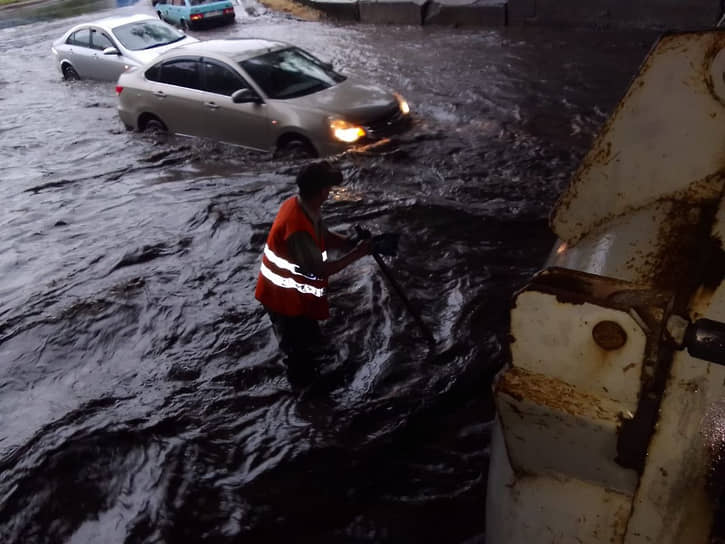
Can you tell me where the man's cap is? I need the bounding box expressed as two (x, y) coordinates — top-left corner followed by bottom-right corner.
(296, 161), (343, 194)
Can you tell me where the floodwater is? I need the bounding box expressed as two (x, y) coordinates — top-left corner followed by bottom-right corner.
(0, 2), (657, 542)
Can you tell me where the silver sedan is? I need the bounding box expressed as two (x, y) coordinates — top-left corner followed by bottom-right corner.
(116, 39), (412, 157)
(51, 14), (198, 82)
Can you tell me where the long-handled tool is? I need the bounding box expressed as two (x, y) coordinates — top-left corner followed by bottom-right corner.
(355, 226), (436, 345)
(371, 251), (436, 346)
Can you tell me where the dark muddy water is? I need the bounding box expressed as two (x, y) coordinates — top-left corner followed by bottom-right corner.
(0, 3), (657, 542)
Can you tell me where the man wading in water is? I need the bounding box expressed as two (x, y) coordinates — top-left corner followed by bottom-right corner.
(255, 161), (372, 385)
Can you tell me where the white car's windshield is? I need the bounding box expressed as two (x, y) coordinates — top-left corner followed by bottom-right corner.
(113, 21), (185, 51)
(240, 47), (346, 100)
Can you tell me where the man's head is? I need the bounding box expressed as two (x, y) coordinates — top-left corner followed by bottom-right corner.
(296, 161), (343, 200)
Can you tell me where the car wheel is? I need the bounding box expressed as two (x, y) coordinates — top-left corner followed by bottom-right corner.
(62, 64), (80, 81)
(180, 19), (189, 31)
(275, 137), (317, 160)
(141, 115), (167, 133)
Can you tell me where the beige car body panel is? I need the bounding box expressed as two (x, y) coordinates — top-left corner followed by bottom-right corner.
(117, 39), (408, 156)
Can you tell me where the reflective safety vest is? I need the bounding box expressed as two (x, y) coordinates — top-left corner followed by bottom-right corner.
(255, 196), (330, 320)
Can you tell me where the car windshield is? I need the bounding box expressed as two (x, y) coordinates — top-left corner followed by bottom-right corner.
(189, 0), (217, 4)
(240, 47), (346, 100)
(112, 21), (185, 51)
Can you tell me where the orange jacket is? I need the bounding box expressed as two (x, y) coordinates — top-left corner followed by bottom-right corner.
(255, 196), (329, 320)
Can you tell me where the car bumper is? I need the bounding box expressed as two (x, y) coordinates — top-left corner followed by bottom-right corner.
(190, 13), (235, 28)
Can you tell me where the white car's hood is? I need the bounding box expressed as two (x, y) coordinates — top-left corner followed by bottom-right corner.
(126, 36), (198, 66)
(287, 78), (398, 123)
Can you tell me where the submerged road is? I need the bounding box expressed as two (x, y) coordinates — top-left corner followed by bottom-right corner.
(0, 3), (657, 542)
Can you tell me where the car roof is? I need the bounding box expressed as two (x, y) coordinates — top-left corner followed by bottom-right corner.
(65, 13), (156, 35)
(164, 38), (290, 63)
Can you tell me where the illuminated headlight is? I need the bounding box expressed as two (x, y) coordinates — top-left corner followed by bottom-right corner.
(394, 92), (410, 115)
(330, 119), (365, 143)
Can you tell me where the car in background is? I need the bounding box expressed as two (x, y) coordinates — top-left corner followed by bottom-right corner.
(116, 39), (412, 157)
(51, 14), (198, 81)
(155, 0), (235, 31)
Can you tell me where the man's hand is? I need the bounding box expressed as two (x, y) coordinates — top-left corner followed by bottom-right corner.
(371, 233), (399, 257)
(353, 225), (372, 242)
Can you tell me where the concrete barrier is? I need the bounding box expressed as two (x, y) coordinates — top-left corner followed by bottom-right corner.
(506, 0), (534, 24)
(301, 0), (359, 19)
(525, 0), (722, 29)
(358, 0), (426, 24)
(424, 0), (506, 26)
(302, 0), (723, 29)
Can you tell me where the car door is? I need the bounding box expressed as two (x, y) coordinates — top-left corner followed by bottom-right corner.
(148, 57), (210, 137)
(65, 28), (95, 78)
(158, 0), (176, 24)
(156, 0), (170, 21)
(200, 58), (271, 150)
(90, 28), (127, 81)
(167, 0), (185, 25)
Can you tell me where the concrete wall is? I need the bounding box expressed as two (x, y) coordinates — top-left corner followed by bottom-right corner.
(509, 0), (723, 29)
(306, 0), (724, 29)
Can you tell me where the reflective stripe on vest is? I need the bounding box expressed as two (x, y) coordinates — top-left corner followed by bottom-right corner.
(259, 261), (325, 298)
(263, 244), (328, 281)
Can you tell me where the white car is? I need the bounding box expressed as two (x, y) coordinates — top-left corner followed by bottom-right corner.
(51, 14), (198, 81)
(116, 38), (412, 157)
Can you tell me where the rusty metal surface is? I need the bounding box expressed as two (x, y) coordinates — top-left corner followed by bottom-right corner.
(497, 366), (624, 422)
(623, 352), (725, 544)
(489, 29), (725, 544)
(510, 289), (648, 411)
(551, 31), (725, 247)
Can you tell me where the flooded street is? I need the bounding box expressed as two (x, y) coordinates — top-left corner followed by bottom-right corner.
(0, 2), (657, 542)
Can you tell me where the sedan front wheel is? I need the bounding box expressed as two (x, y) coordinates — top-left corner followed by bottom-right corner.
(274, 137), (317, 160)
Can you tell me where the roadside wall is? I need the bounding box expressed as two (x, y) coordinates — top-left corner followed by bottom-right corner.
(509, 0), (723, 29)
(303, 0), (724, 29)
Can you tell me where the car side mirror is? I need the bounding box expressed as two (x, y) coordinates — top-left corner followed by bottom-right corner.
(103, 47), (120, 56)
(231, 88), (262, 104)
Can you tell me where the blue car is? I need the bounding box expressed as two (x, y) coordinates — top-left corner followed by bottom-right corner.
(155, 0), (235, 30)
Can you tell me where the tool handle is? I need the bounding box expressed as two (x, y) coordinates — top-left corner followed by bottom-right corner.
(371, 252), (436, 346)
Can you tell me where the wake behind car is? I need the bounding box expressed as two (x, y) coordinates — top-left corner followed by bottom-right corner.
(51, 14), (198, 81)
(116, 39), (412, 157)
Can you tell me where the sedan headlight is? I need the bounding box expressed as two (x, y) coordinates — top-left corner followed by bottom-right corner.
(394, 93), (410, 115)
(330, 119), (366, 143)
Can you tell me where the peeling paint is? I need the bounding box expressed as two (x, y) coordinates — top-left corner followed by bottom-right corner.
(497, 367), (621, 422)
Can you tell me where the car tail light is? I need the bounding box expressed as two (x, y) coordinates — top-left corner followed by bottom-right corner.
(190, 13), (204, 20)
(115, 85), (123, 95)
(223, 7), (234, 14)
